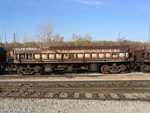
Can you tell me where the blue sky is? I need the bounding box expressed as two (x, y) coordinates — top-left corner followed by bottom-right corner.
(0, 0), (150, 43)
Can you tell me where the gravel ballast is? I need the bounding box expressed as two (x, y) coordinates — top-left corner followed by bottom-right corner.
(0, 98), (149, 113)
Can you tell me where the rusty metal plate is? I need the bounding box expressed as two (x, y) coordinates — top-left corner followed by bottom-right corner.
(41, 46), (129, 50)
(41, 46), (129, 53)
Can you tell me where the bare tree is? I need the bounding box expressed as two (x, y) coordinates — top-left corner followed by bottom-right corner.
(0, 34), (2, 42)
(53, 33), (64, 42)
(84, 34), (92, 41)
(54, 33), (60, 41)
(23, 33), (28, 47)
(71, 34), (92, 46)
(23, 33), (28, 43)
(117, 36), (128, 45)
(13, 32), (16, 43)
(36, 24), (53, 47)
(72, 34), (78, 41)
(84, 34), (92, 46)
(16, 33), (20, 43)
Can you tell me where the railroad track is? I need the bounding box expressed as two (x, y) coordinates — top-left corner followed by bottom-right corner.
(0, 72), (147, 79)
(0, 80), (150, 101)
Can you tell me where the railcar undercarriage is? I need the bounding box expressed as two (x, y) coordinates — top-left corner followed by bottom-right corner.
(15, 62), (131, 75)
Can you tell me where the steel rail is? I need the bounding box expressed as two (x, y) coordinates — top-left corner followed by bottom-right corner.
(0, 74), (100, 79)
(1, 86), (150, 93)
(0, 86), (150, 101)
(1, 79), (150, 83)
(0, 80), (150, 88)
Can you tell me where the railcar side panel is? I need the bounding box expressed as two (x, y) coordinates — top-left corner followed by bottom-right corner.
(13, 46), (131, 75)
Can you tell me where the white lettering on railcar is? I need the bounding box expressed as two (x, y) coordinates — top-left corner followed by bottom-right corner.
(14, 47), (40, 51)
(147, 47), (150, 49)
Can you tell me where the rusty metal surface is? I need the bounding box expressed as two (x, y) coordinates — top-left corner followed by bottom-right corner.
(41, 46), (129, 53)
(144, 46), (150, 50)
(12, 46), (130, 72)
(13, 46), (129, 53)
(41, 49), (124, 53)
(16, 59), (129, 65)
(41, 46), (129, 50)
(142, 47), (150, 61)
(134, 50), (144, 63)
(0, 47), (6, 51)
(0, 47), (7, 62)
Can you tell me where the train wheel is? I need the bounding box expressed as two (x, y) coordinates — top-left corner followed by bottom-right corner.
(119, 64), (126, 73)
(17, 67), (23, 76)
(45, 64), (53, 73)
(101, 65), (110, 74)
(0, 64), (5, 74)
(67, 65), (73, 71)
(34, 66), (42, 75)
(141, 65), (149, 73)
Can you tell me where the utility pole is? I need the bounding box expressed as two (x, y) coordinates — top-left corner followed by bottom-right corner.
(13, 32), (16, 43)
(149, 27), (150, 42)
(5, 31), (7, 48)
(118, 32), (120, 41)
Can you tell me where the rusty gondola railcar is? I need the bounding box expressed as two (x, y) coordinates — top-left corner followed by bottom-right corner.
(13, 46), (131, 75)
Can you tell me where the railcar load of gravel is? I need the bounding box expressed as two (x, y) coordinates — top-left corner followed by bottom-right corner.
(0, 98), (149, 113)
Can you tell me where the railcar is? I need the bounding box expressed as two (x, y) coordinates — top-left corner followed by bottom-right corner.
(13, 46), (131, 75)
(0, 47), (7, 74)
(129, 47), (145, 72)
(141, 46), (150, 73)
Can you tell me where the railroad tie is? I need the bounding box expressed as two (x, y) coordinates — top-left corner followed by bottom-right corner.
(79, 93), (86, 99)
(117, 93), (126, 99)
(104, 93), (112, 99)
(59, 92), (68, 98)
(53, 92), (60, 98)
(67, 92), (74, 98)
(92, 94), (99, 99)
(44, 92), (54, 98)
